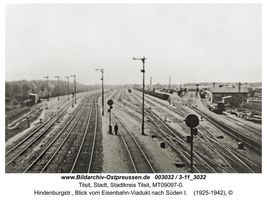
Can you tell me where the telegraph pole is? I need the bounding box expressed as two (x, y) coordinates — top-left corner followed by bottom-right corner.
(54, 76), (60, 101)
(70, 75), (76, 104)
(133, 56), (147, 135)
(43, 76), (49, 101)
(95, 68), (104, 116)
(65, 76), (69, 101)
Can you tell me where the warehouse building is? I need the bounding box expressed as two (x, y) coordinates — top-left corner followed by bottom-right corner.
(209, 86), (249, 106)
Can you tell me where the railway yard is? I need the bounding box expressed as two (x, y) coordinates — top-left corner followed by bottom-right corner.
(5, 87), (262, 173)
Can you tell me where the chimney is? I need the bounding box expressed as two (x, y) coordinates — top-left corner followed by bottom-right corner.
(238, 82), (241, 93)
(150, 77), (152, 90)
(169, 76), (171, 90)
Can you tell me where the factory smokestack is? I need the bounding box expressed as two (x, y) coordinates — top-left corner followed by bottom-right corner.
(238, 82), (241, 93)
(169, 76), (171, 90)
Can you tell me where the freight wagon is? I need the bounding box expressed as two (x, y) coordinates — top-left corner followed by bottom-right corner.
(134, 88), (170, 101)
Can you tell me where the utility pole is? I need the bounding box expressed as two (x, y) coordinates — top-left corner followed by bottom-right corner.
(54, 76), (60, 101)
(65, 76), (69, 101)
(70, 75), (76, 104)
(43, 76), (49, 101)
(133, 56), (147, 135)
(95, 68), (104, 116)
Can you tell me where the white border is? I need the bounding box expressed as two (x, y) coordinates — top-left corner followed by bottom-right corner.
(1, 1), (265, 199)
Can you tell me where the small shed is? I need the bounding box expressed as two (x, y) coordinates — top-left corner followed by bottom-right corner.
(29, 93), (39, 104)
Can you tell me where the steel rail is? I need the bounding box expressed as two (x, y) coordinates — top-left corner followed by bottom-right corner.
(87, 98), (98, 172)
(189, 105), (261, 154)
(70, 97), (96, 173)
(124, 89), (217, 172)
(199, 125), (260, 173)
(23, 96), (91, 173)
(112, 111), (156, 173)
(145, 108), (218, 173)
(6, 97), (79, 156)
(129, 89), (261, 172)
(6, 97), (87, 167)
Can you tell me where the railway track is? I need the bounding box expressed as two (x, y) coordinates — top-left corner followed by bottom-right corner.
(125, 89), (261, 172)
(6, 97), (88, 172)
(23, 97), (90, 173)
(188, 105), (262, 154)
(104, 88), (121, 103)
(144, 108), (219, 173)
(158, 95), (262, 172)
(5, 99), (83, 169)
(5, 97), (80, 155)
(7, 106), (43, 129)
(156, 98), (262, 172)
(6, 96), (88, 172)
(132, 89), (189, 119)
(114, 90), (217, 172)
(112, 110), (156, 173)
(24, 96), (102, 173)
(222, 114), (261, 135)
(70, 97), (98, 173)
(23, 95), (95, 173)
(197, 125), (261, 173)
(40, 95), (100, 173)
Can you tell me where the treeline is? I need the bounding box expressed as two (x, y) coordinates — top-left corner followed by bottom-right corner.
(6, 80), (95, 105)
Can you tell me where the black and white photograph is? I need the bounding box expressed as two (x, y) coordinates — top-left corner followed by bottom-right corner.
(4, 3), (262, 174)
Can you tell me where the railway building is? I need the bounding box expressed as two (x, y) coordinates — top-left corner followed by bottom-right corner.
(29, 93), (39, 104)
(208, 87), (249, 106)
(23, 93), (39, 106)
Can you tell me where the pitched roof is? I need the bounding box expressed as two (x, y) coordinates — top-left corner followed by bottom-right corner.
(210, 87), (248, 93)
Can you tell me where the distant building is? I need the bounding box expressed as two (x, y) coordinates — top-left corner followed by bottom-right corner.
(254, 88), (262, 98)
(24, 93), (39, 106)
(29, 93), (39, 104)
(247, 87), (262, 104)
(209, 87), (249, 106)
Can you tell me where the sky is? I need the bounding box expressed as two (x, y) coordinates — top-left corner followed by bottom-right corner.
(5, 4), (261, 85)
